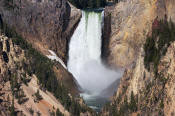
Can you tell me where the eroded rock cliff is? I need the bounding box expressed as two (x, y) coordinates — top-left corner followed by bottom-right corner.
(0, 0), (81, 63)
(103, 0), (175, 67)
(102, 0), (175, 115)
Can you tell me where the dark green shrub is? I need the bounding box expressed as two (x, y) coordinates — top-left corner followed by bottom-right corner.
(6, 40), (10, 52)
(3, 0), (14, 10)
(29, 107), (34, 115)
(2, 51), (9, 63)
(36, 111), (41, 116)
(34, 89), (43, 101)
(68, 0), (106, 9)
(9, 98), (16, 116)
(129, 91), (137, 112)
(0, 42), (3, 51)
(56, 109), (64, 116)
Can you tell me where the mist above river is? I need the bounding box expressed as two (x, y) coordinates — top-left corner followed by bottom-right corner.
(78, 60), (122, 95)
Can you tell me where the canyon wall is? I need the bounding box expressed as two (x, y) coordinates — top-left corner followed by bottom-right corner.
(0, 1), (96, 115)
(0, 0), (81, 63)
(103, 0), (175, 67)
(0, 0), (82, 101)
(102, 0), (175, 115)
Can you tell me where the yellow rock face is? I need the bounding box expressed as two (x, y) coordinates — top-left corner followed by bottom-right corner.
(105, 0), (175, 68)
(101, 0), (175, 115)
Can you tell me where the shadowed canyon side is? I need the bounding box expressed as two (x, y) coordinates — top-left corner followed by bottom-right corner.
(68, 10), (123, 111)
(0, 0), (81, 63)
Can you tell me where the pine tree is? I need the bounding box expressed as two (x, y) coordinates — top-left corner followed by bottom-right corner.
(0, 14), (3, 30)
(88, 0), (94, 8)
(10, 98), (15, 116)
(129, 91), (137, 112)
(96, 0), (101, 7)
(56, 109), (63, 116)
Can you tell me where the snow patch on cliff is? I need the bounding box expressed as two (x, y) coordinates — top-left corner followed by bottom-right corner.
(47, 50), (67, 69)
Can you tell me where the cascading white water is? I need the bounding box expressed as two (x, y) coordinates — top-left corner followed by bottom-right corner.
(68, 10), (122, 110)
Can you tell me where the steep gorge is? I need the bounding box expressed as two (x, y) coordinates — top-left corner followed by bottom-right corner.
(0, 0), (175, 115)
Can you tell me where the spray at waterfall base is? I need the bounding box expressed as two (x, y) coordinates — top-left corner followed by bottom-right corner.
(68, 10), (123, 111)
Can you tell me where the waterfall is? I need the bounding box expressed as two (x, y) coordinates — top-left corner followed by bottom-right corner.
(68, 10), (122, 110)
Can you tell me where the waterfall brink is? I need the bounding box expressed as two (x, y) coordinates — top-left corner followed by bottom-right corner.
(68, 10), (122, 111)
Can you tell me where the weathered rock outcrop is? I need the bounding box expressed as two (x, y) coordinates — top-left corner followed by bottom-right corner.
(0, 0), (81, 63)
(102, 0), (175, 115)
(103, 0), (175, 67)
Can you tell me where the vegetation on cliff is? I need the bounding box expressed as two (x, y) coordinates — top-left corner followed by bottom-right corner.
(0, 20), (93, 116)
(144, 18), (175, 75)
(3, 0), (15, 10)
(103, 91), (138, 115)
(102, 18), (175, 116)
